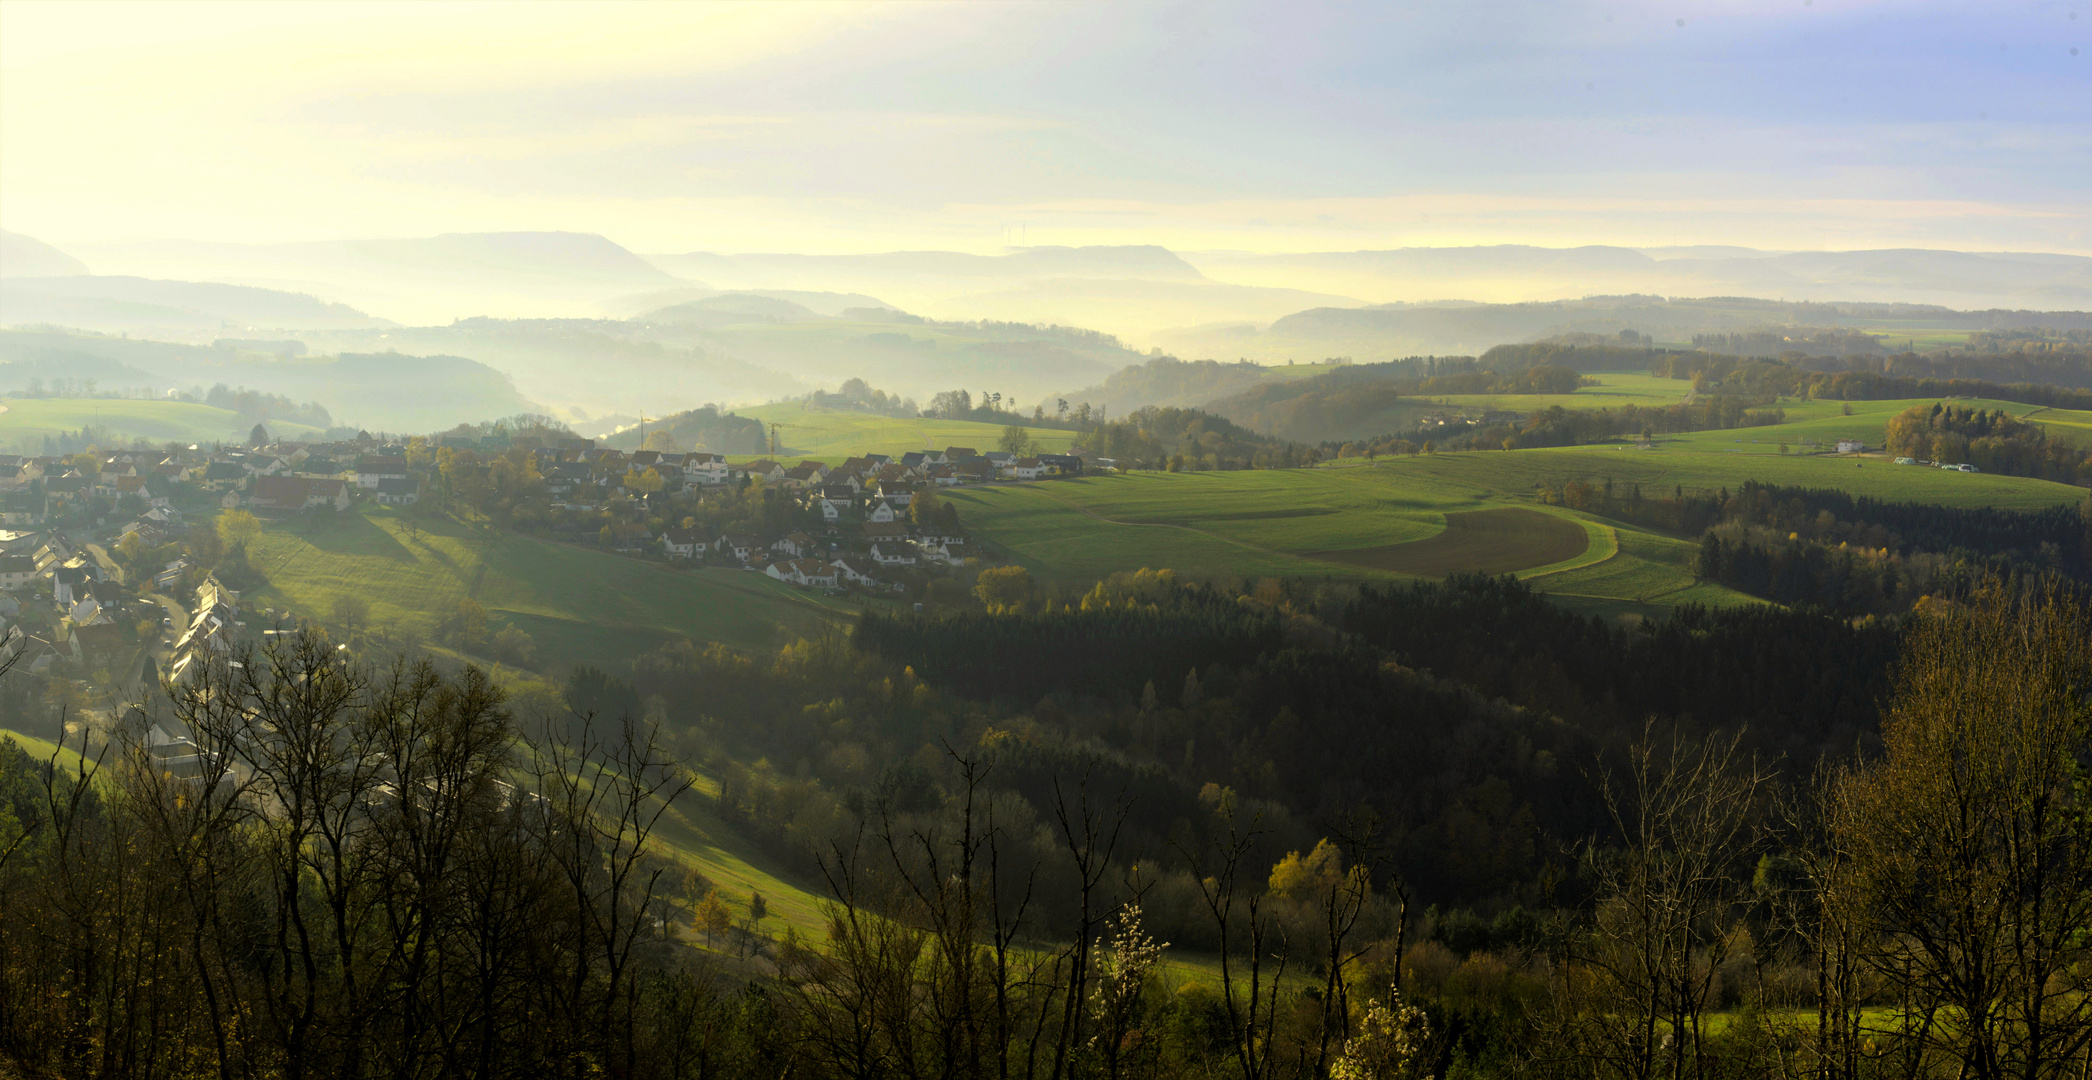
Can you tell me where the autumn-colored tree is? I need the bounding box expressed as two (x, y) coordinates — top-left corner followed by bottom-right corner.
(973, 565), (1034, 612)
(216, 508), (262, 549)
(696, 889), (732, 944)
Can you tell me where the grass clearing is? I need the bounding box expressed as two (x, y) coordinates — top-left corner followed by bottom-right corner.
(245, 506), (870, 670)
(1429, 371), (1696, 414)
(734, 401), (1081, 462)
(0, 397), (327, 450)
(948, 441), (2082, 618)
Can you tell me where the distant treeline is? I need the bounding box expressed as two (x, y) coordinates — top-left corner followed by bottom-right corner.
(1074, 405), (1322, 470)
(1881, 403), (2092, 484)
(1656, 351), (2092, 409)
(1057, 356), (1277, 415)
(1540, 476), (2092, 613)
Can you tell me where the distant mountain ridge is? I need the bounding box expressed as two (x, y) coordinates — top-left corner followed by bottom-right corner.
(0, 231), (90, 277)
(0, 328), (538, 431)
(1184, 246), (2092, 315)
(1158, 295), (2092, 364)
(1, 274), (391, 333)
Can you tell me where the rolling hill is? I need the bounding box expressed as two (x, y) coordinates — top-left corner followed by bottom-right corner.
(0, 230), (91, 278)
(945, 439), (2087, 621)
(244, 505), (873, 672)
(1152, 295), (2092, 365)
(0, 397), (328, 451)
(0, 329), (538, 433)
(0, 274), (392, 334)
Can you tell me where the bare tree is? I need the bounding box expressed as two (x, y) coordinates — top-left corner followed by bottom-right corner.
(1834, 587), (2092, 1080)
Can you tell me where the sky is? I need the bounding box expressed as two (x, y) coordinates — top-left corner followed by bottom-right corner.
(2, 0), (2087, 256)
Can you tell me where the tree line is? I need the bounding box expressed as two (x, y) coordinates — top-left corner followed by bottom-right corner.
(6, 567), (2091, 1078)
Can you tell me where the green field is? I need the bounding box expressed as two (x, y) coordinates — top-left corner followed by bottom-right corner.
(0, 397), (327, 450)
(244, 506), (869, 670)
(1411, 374), (2091, 456)
(946, 445), (2086, 618)
(1429, 371), (1696, 414)
(734, 401), (1080, 461)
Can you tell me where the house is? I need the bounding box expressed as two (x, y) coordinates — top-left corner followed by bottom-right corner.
(250, 475), (351, 512)
(928, 466), (961, 487)
(866, 500), (898, 523)
(0, 555), (35, 590)
(715, 532), (760, 563)
(861, 522), (909, 545)
(681, 453), (731, 485)
(0, 491), (46, 526)
(353, 456), (409, 488)
(738, 460), (786, 484)
(984, 451), (1018, 476)
(788, 559), (839, 588)
(661, 529), (708, 560)
(813, 485), (859, 521)
(52, 564), (94, 605)
(1012, 457), (1047, 480)
(154, 558), (191, 589)
(870, 541), (920, 567)
(771, 531), (815, 558)
(925, 539), (972, 565)
(198, 461), (249, 489)
(68, 597), (109, 626)
(1835, 440), (1865, 454)
(1037, 453), (1084, 476)
(762, 558), (836, 587)
(781, 463), (825, 490)
(373, 477), (420, 506)
(831, 555), (881, 586)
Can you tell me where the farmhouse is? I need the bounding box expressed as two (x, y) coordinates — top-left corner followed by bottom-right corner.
(250, 475), (351, 513)
(661, 529), (708, 560)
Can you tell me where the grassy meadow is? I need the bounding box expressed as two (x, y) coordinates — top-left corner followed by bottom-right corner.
(244, 506), (872, 671)
(946, 441), (2086, 619)
(0, 397), (327, 450)
(734, 401), (1080, 461)
(1428, 371), (1696, 414)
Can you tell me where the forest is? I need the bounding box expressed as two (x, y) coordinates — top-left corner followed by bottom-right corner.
(5, 565), (2088, 1079)
(1534, 476), (2092, 613)
(1881, 403), (2092, 484)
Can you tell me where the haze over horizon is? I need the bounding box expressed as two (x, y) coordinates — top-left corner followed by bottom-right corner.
(4, 0), (2088, 260)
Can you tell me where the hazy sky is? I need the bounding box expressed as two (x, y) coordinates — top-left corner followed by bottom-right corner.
(3, 0), (2087, 255)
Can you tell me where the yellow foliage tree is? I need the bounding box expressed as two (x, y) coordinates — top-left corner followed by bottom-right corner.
(696, 889), (732, 944)
(216, 509), (262, 549)
(1268, 838), (1347, 901)
(974, 565), (1034, 613)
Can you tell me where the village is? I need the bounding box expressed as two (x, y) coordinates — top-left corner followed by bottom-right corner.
(0, 426), (1086, 683)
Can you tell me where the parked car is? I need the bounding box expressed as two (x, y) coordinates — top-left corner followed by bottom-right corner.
(1894, 456), (1916, 465)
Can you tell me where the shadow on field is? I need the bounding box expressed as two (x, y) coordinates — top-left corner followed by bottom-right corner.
(294, 509), (419, 563)
(1317, 507), (1587, 575)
